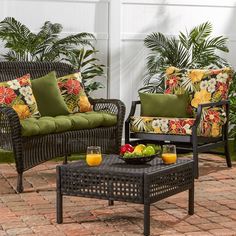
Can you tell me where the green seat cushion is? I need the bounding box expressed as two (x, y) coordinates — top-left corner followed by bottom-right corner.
(139, 92), (191, 118)
(31, 71), (69, 117)
(20, 111), (117, 137)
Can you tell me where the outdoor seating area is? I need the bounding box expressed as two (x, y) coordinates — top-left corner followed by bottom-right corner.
(126, 67), (233, 178)
(0, 1), (236, 235)
(0, 154), (235, 235)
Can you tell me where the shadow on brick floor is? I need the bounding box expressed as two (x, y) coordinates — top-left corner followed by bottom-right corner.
(0, 154), (235, 236)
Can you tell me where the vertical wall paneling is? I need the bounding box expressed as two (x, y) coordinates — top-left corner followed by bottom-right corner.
(1, 0), (236, 104)
(107, 0), (121, 99)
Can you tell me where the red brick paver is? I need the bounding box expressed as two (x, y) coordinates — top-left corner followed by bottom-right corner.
(0, 154), (236, 236)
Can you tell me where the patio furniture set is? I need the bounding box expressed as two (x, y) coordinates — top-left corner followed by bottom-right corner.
(0, 62), (233, 235)
(56, 155), (194, 236)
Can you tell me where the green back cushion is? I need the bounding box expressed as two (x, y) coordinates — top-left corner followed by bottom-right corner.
(20, 111), (117, 136)
(31, 71), (69, 117)
(139, 93), (191, 118)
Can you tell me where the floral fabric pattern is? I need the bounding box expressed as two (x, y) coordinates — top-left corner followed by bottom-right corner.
(130, 67), (232, 138)
(57, 73), (92, 113)
(130, 115), (223, 137)
(0, 74), (40, 119)
(130, 116), (195, 136)
(165, 67), (232, 109)
(163, 67), (233, 137)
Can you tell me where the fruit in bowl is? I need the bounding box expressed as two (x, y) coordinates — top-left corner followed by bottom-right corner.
(119, 144), (161, 164)
(120, 144), (134, 155)
(120, 144), (160, 158)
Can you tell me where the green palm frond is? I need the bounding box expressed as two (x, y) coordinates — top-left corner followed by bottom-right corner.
(65, 48), (105, 93)
(0, 17), (32, 41)
(144, 32), (168, 52)
(189, 21), (212, 44)
(0, 17), (95, 63)
(0, 17), (104, 94)
(55, 32), (95, 48)
(142, 21), (229, 93)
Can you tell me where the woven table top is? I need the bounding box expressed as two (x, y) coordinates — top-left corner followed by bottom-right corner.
(59, 154), (193, 176)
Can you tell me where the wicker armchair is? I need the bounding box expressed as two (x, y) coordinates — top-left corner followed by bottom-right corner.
(125, 67), (233, 178)
(0, 62), (125, 193)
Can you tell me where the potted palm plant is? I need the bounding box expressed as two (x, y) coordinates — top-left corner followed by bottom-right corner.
(141, 22), (236, 158)
(0, 17), (105, 94)
(140, 22), (229, 93)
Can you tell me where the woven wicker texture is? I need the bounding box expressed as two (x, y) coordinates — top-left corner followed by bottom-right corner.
(58, 155), (194, 204)
(0, 62), (126, 192)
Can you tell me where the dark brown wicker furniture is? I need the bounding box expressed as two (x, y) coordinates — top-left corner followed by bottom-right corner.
(56, 154), (194, 236)
(125, 100), (231, 179)
(0, 62), (125, 193)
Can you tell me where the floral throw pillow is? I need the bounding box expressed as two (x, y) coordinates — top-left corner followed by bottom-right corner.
(0, 74), (40, 119)
(57, 73), (92, 113)
(165, 67), (233, 106)
(164, 67), (233, 137)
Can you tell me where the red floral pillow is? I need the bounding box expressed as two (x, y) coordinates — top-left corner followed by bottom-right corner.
(0, 74), (40, 119)
(57, 73), (92, 113)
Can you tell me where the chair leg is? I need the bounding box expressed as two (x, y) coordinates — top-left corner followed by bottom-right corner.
(17, 173), (24, 193)
(192, 134), (199, 179)
(63, 155), (68, 164)
(225, 140), (232, 168)
(193, 147), (199, 179)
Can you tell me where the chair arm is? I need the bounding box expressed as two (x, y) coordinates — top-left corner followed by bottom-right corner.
(0, 106), (22, 146)
(91, 99), (126, 152)
(193, 100), (229, 129)
(0, 106), (23, 171)
(91, 98), (126, 117)
(125, 101), (141, 124)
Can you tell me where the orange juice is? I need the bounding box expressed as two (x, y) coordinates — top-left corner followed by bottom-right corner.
(162, 153), (177, 164)
(86, 154), (102, 166)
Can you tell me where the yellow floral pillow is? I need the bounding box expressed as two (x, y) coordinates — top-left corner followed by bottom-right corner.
(0, 74), (40, 119)
(164, 67), (233, 137)
(57, 73), (92, 113)
(165, 67), (233, 108)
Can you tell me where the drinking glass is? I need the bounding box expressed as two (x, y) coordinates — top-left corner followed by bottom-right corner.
(162, 144), (177, 164)
(86, 146), (102, 166)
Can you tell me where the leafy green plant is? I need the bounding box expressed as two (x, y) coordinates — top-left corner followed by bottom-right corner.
(140, 22), (229, 93)
(66, 48), (105, 94)
(0, 17), (94, 61)
(0, 17), (105, 93)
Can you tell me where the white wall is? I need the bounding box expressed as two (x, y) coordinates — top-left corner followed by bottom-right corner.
(1, 0), (236, 113)
(0, 0), (109, 98)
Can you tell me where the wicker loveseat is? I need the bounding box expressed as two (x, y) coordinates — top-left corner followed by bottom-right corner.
(0, 62), (125, 192)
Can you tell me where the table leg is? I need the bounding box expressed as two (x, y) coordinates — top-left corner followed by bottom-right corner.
(57, 191), (63, 223)
(108, 200), (114, 206)
(144, 203), (150, 236)
(188, 183), (194, 215)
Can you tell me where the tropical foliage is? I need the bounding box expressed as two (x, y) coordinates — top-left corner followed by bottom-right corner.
(0, 17), (105, 93)
(140, 22), (229, 93)
(66, 48), (105, 94)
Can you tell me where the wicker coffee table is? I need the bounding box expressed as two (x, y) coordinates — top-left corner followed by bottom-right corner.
(56, 155), (194, 236)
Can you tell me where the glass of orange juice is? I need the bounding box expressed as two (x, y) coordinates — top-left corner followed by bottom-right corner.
(162, 145), (177, 164)
(86, 146), (102, 166)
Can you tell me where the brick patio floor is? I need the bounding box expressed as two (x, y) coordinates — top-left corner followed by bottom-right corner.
(0, 154), (236, 236)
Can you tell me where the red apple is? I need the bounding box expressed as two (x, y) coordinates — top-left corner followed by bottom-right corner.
(124, 144), (134, 153)
(120, 144), (134, 155)
(120, 145), (127, 154)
